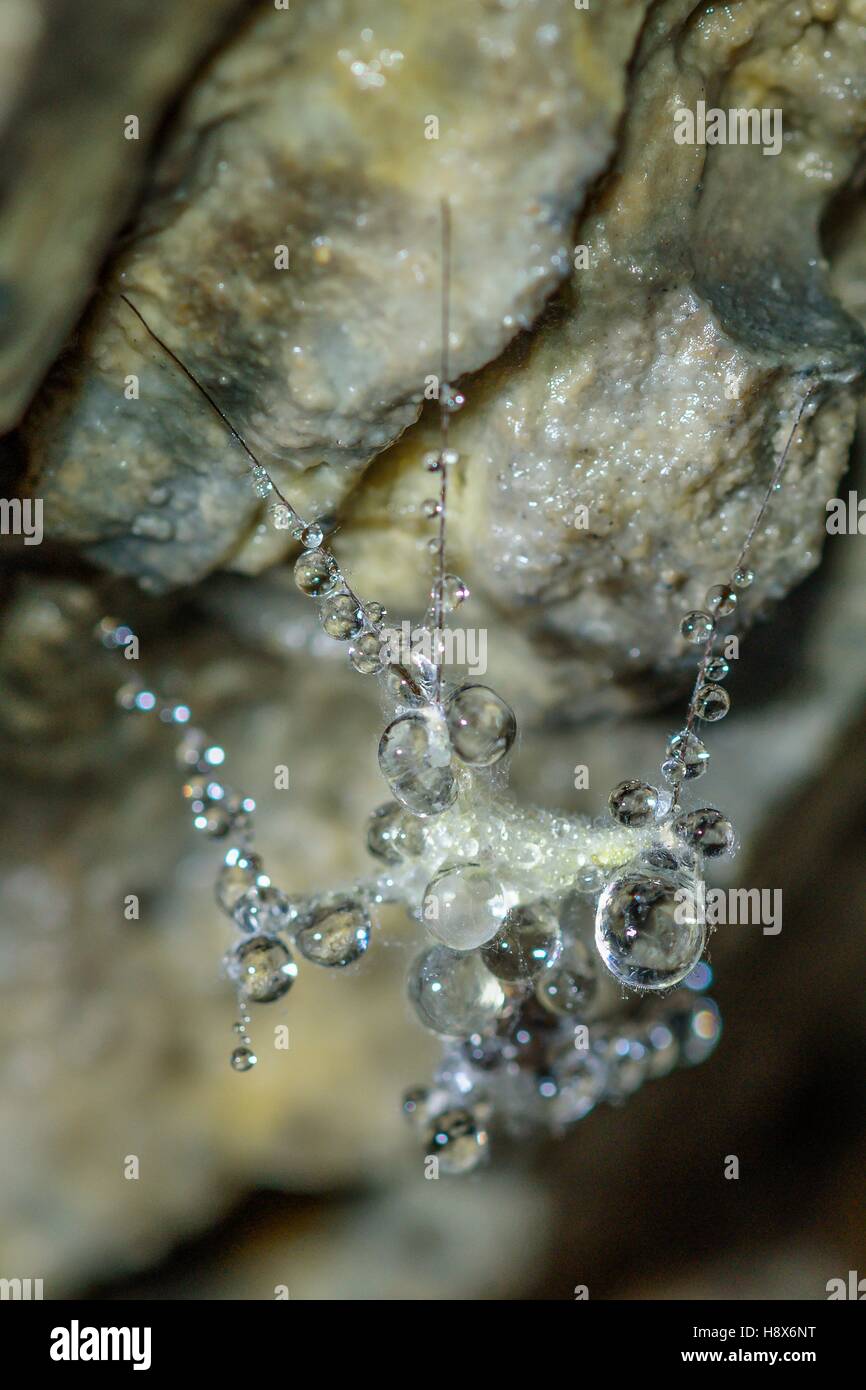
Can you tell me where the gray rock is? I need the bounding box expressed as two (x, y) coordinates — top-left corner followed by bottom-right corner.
(25, 0), (642, 589)
(0, 0), (245, 431)
(326, 0), (866, 715)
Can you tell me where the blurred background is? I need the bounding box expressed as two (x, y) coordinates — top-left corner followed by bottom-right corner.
(1, 0), (865, 1300)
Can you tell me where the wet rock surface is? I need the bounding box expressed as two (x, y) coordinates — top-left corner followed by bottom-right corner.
(0, 0), (247, 432)
(21, 1), (866, 721)
(333, 0), (866, 714)
(24, 0), (644, 590)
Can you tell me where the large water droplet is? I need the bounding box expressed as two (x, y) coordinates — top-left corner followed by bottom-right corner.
(594, 859), (705, 991)
(378, 708), (457, 817)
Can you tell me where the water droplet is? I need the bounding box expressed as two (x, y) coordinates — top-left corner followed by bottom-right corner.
(408, 944), (505, 1035)
(608, 779), (659, 828)
(183, 773), (219, 807)
(694, 683), (730, 721)
(294, 548), (338, 597)
(159, 701), (191, 726)
(732, 566), (754, 588)
(404, 640), (437, 689)
(550, 1045), (606, 1124)
(96, 617), (135, 650)
(174, 729), (206, 769)
(535, 935), (598, 1017)
(599, 1033), (649, 1101)
(381, 662), (426, 708)
(704, 656), (730, 682)
(216, 850), (264, 915)
(422, 862), (508, 950)
(594, 860), (705, 991)
(424, 1106), (488, 1173)
(232, 884), (296, 935)
(230, 1045), (257, 1072)
(183, 775), (241, 838)
(320, 593), (363, 640)
(665, 730), (709, 780)
(366, 801), (425, 863)
(364, 601), (386, 625)
(673, 807), (735, 857)
(572, 864), (605, 895)
(705, 584), (737, 616)
(295, 895), (371, 967)
(298, 522), (324, 549)
(116, 682), (143, 711)
(446, 683), (516, 767)
(229, 796), (257, 840)
(225, 934), (298, 1004)
(378, 708), (457, 816)
(251, 465), (273, 498)
(349, 631), (383, 674)
(670, 997), (722, 1064)
(680, 611), (715, 643)
(481, 900), (561, 981)
(442, 573), (470, 611)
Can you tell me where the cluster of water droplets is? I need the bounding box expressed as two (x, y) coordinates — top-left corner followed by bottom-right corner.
(107, 292), (819, 1175)
(99, 615), (376, 1074)
(402, 985), (722, 1172)
(362, 411), (775, 1169)
(98, 407), (753, 1174)
(101, 395), (750, 1172)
